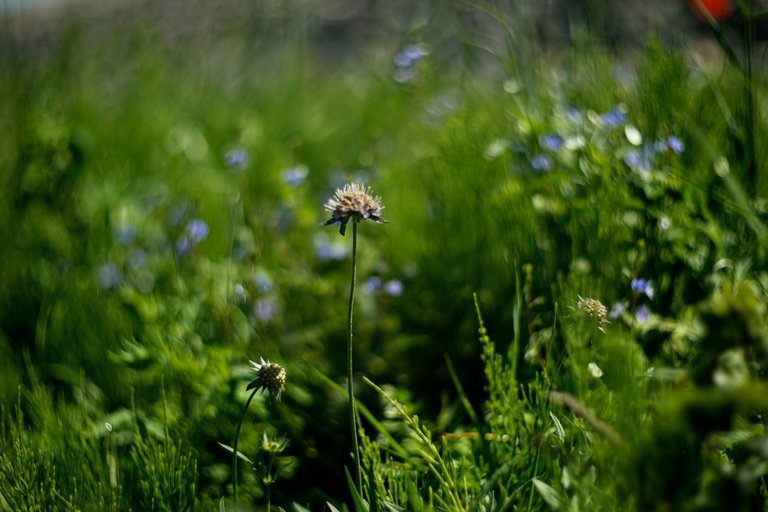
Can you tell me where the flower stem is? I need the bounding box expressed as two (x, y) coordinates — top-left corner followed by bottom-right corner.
(233, 387), (259, 502)
(347, 219), (362, 492)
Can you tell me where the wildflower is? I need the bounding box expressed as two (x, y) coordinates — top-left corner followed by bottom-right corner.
(384, 279), (404, 297)
(253, 272), (272, 292)
(97, 263), (122, 290)
(631, 278), (655, 300)
(185, 219), (209, 243)
(394, 44), (428, 68)
(253, 298), (276, 323)
(362, 276), (382, 294)
(281, 165), (309, 186)
(600, 107), (625, 128)
(530, 154), (554, 172)
(323, 183), (387, 236)
(113, 223), (136, 246)
(126, 247), (146, 270)
(609, 302), (625, 319)
(225, 148), (249, 170)
(654, 139), (669, 153)
(247, 358), (286, 399)
(687, 0), (733, 22)
(565, 107), (582, 123)
(588, 362), (604, 378)
(624, 125), (643, 146)
(635, 305), (651, 324)
(175, 236), (193, 256)
(539, 133), (564, 151)
(667, 135), (684, 154)
(577, 296), (608, 332)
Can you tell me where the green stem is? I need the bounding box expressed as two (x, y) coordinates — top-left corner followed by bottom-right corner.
(347, 219), (362, 492)
(233, 387), (259, 502)
(743, 1), (757, 193)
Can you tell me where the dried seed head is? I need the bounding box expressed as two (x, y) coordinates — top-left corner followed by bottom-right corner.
(323, 183), (387, 236)
(248, 358), (287, 399)
(577, 296), (608, 332)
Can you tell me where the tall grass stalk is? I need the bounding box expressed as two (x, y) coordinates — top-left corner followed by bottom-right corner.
(232, 386), (259, 502)
(347, 219), (362, 491)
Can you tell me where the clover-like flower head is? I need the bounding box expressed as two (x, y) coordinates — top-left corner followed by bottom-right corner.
(247, 358), (287, 400)
(324, 183), (387, 236)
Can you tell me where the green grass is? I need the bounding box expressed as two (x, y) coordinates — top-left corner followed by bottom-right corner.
(1, 3), (768, 510)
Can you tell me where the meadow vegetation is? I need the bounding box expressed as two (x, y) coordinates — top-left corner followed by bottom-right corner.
(1, 2), (768, 510)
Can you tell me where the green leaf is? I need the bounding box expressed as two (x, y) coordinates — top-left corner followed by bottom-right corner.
(532, 478), (563, 510)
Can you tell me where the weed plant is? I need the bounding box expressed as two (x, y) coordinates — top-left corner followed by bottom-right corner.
(1, 2), (768, 510)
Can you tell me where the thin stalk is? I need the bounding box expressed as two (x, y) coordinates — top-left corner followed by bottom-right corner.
(743, 1), (757, 193)
(347, 219), (362, 491)
(233, 387), (259, 502)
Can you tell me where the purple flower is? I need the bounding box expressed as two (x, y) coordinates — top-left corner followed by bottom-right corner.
(113, 224), (136, 246)
(634, 305), (651, 324)
(600, 107), (625, 128)
(530, 154), (554, 172)
(225, 149), (249, 170)
(363, 276), (382, 294)
(97, 263), (122, 290)
(566, 107), (582, 123)
(631, 278), (655, 300)
(394, 44), (428, 68)
(384, 279), (404, 297)
(539, 133), (564, 151)
(667, 135), (684, 154)
(609, 302), (625, 319)
(175, 236), (194, 256)
(253, 298), (276, 323)
(185, 219), (209, 243)
(253, 272), (272, 292)
(314, 234), (347, 261)
(281, 165), (309, 187)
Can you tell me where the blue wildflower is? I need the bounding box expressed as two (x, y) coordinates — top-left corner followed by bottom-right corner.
(394, 44), (428, 68)
(667, 135), (684, 154)
(600, 107), (625, 128)
(175, 236), (193, 256)
(314, 234), (347, 261)
(97, 263), (122, 290)
(565, 107), (582, 123)
(253, 298), (276, 323)
(631, 278), (655, 300)
(539, 133), (564, 151)
(362, 276), (382, 294)
(113, 223), (135, 246)
(384, 279), (404, 297)
(654, 139), (669, 152)
(253, 272), (272, 293)
(133, 270), (155, 294)
(609, 302), (625, 319)
(281, 165), (309, 186)
(186, 219), (209, 243)
(225, 149), (249, 170)
(635, 305), (651, 324)
(530, 154), (554, 172)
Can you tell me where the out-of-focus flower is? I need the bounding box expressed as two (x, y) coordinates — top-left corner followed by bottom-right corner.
(687, 0), (733, 22)
(126, 247), (146, 270)
(175, 236), (193, 256)
(600, 107), (625, 128)
(281, 165), (309, 186)
(313, 233), (347, 261)
(247, 358), (286, 400)
(635, 305), (651, 324)
(631, 278), (655, 300)
(588, 362), (604, 378)
(253, 272), (272, 293)
(362, 276), (382, 294)
(667, 135), (684, 154)
(539, 133), (564, 151)
(253, 298), (276, 323)
(577, 296), (608, 332)
(624, 125), (643, 146)
(225, 148), (249, 170)
(384, 279), (404, 297)
(113, 223), (136, 246)
(185, 219), (209, 243)
(609, 302), (625, 319)
(97, 263), (122, 290)
(530, 154), (554, 172)
(394, 44), (428, 68)
(323, 183), (387, 236)
(565, 107), (582, 123)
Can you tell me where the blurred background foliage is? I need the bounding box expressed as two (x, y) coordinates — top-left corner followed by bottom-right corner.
(1, 0), (768, 509)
